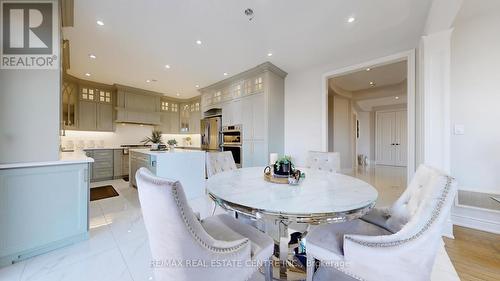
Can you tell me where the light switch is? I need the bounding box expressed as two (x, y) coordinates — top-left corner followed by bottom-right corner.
(454, 124), (465, 135)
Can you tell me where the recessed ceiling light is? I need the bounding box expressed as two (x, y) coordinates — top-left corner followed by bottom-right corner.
(366, 68), (371, 71)
(89, 54), (96, 59)
(165, 64), (170, 69)
(195, 84), (200, 88)
(196, 40), (202, 45)
(267, 52), (273, 57)
(223, 72), (228, 76)
(96, 20), (104, 26)
(176, 93), (180, 96)
(347, 17), (356, 23)
(85, 73), (91, 77)
(146, 79), (151, 83)
(369, 81), (375, 87)
(395, 96), (400, 100)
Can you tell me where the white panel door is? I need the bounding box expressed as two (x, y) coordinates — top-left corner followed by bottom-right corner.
(376, 110), (407, 167)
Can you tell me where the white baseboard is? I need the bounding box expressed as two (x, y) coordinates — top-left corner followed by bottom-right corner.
(452, 206), (500, 234)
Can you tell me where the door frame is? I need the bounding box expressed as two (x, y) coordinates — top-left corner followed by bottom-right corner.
(321, 49), (416, 182)
(375, 108), (408, 167)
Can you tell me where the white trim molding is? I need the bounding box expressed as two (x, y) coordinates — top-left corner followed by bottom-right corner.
(321, 50), (417, 181)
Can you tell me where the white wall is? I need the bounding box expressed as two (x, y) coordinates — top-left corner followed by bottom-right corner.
(0, 0), (60, 164)
(450, 10), (500, 194)
(61, 124), (201, 149)
(332, 95), (352, 169)
(357, 111), (375, 161)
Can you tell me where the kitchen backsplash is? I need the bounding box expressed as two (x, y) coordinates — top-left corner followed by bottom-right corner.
(61, 124), (201, 150)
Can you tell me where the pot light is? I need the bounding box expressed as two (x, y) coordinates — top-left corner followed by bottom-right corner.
(395, 96), (400, 100)
(369, 81), (376, 87)
(196, 40), (202, 45)
(96, 20), (104, 26)
(267, 52), (273, 57)
(85, 73), (91, 77)
(146, 79), (151, 83)
(89, 54), (96, 59)
(347, 17), (356, 23)
(223, 72), (228, 76)
(165, 64), (170, 69)
(366, 68), (371, 71)
(176, 93), (181, 96)
(195, 84), (200, 88)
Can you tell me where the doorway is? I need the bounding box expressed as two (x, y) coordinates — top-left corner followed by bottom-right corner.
(322, 50), (415, 181)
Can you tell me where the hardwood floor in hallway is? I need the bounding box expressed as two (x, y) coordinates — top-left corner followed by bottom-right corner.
(444, 226), (500, 281)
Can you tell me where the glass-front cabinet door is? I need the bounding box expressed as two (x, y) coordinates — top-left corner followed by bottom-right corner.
(62, 80), (78, 129)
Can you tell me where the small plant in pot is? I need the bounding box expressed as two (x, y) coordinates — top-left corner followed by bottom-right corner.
(274, 155), (295, 177)
(142, 130), (163, 150)
(167, 139), (177, 151)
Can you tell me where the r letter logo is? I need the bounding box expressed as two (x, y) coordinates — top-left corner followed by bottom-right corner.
(1, 2), (57, 69)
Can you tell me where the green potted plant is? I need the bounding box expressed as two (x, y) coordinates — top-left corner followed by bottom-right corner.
(274, 155), (294, 176)
(167, 139), (177, 151)
(142, 130), (163, 150)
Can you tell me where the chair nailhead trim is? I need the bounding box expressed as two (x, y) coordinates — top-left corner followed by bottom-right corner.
(138, 172), (249, 254)
(344, 176), (454, 248)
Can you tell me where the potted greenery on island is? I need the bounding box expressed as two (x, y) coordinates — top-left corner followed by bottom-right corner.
(167, 139), (177, 151)
(274, 155), (294, 176)
(142, 130), (163, 150)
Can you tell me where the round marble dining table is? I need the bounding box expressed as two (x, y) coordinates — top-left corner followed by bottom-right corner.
(206, 167), (378, 280)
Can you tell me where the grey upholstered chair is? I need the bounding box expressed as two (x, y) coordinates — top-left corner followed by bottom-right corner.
(306, 164), (457, 281)
(206, 151), (238, 178)
(136, 168), (274, 281)
(305, 151), (341, 173)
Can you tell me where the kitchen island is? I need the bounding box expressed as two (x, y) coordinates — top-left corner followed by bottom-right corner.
(129, 149), (206, 201)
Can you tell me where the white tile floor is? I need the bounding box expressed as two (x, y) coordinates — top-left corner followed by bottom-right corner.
(0, 169), (460, 281)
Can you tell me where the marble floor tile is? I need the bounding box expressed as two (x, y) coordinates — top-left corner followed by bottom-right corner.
(0, 260), (26, 281)
(20, 248), (132, 281)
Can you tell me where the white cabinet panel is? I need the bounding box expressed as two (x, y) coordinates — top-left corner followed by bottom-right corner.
(251, 93), (266, 140)
(78, 100), (96, 130)
(242, 142), (253, 168)
(241, 96), (253, 139)
(252, 140), (267, 166)
(97, 103), (113, 131)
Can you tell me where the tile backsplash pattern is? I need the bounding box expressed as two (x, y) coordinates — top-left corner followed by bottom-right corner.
(61, 124), (201, 150)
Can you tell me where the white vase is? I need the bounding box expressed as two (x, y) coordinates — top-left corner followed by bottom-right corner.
(151, 143), (159, 150)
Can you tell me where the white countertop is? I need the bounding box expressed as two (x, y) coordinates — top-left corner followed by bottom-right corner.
(0, 151), (94, 170)
(130, 148), (205, 155)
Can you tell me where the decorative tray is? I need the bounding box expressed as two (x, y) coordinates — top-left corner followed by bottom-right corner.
(264, 172), (290, 184)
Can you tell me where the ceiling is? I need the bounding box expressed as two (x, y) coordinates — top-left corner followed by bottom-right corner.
(330, 60), (407, 92)
(63, 0), (431, 98)
(454, 0), (500, 23)
(356, 95), (407, 111)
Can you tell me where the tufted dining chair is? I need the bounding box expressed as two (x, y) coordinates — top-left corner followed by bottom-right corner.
(206, 151), (238, 178)
(136, 168), (274, 281)
(305, 164), (457, 281)
(305, 151), (341, 173)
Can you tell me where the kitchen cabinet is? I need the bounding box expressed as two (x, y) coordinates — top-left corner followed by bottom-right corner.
(61, 80), (78, 130)
(115, 85), (161, 125)
(129, 152), (156, 188)
(77, 85), (114, 132)
(199, 62), (287, 167)
(78, 100), (97, 131)
(157, 99), (180, 133)
(85, 149), (114, 182)
(113, 150), (123, 178)
(178, 98), (201, 134)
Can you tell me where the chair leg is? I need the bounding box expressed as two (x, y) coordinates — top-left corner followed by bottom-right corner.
(264, 257), (273, 281)
(306, 254), (315, 281)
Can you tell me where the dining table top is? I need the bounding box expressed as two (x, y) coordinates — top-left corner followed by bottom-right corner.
(206, 167), (378, 221)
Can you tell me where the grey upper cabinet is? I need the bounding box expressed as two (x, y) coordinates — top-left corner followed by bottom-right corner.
(78, 100), (97, 131)
(179, 98), (201, 134)
(115, 85), (161, 125)
(78, 85), (114, 132)
(157, 99), (179, 133)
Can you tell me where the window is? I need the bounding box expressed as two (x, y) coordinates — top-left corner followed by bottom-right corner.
(161, 101), (169, 111)
(244, 80), (252, 94)
(171, 103), (178, 112)
(99, 91), (111, 103)
(233, 84), (242, 97)
(254, 77), (263, 91)
(214, 91), (222, 102)
(81, 87), (95, 101)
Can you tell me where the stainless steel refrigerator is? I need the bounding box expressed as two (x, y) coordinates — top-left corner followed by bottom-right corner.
(200, 116), (222, 151)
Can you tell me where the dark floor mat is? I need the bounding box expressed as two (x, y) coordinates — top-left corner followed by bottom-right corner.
(90, 185), (119, 201)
